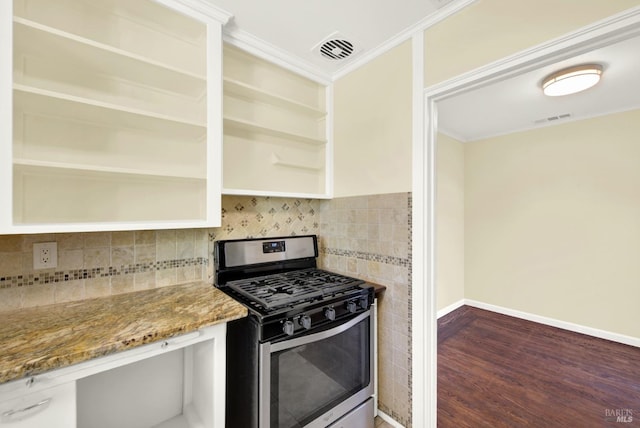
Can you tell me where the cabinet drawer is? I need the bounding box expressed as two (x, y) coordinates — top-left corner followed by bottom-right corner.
(0, 382), (75, 428)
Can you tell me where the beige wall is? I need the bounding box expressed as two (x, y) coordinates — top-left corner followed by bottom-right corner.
(436, 133), (465, 311)
(464, 110), (640, 338)
(331, 36), (414, 427)
(424, 0), (640, 86)
(333, 40), (412, 197)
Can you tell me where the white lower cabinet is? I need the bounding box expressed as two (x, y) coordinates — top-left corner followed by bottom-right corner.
(77, 340), (218, 428)
(0, 324), (226, 428)
(0, 382), (75, 428)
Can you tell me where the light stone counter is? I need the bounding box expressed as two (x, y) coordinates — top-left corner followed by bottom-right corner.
(0, 282), (247, 384)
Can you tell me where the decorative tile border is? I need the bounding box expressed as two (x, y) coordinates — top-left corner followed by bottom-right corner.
(315, 192), (413, 427)
(320, 247), (410, 267)
(0, 196), (321, 297)
(372, 193), (413, 428)
(0, 258), (207, 289)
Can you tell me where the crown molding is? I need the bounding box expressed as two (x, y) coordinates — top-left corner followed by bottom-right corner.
(425, 6), (640, 100)
(437, 126), (469, 143)
(157, 0), (233, 24)
(332, 0), (479, 81)
(459, 103), (640, 144)
(219, 0), (478, 83)
(223, 28), (332, 85)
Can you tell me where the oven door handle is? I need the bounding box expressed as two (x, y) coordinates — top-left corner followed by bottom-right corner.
(269, 310), (370, 353)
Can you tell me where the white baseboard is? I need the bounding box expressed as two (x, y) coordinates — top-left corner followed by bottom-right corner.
(376, 410), (405, 428)
(436, 299), (465, 319)
(465, 299), (640, 348)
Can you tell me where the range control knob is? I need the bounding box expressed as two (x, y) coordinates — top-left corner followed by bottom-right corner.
(282, 320), (295, 336)
(359, 297), (369, 310)
(346, 301), (357, 313)
(299, 315), (312, 330)
(324, 307), (336, 321)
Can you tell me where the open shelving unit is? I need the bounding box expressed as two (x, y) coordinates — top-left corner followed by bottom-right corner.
(222, 45), (331, 198)
(223, 115), (325, 146)
(6, 0), (221, 230)
(223, 77), (326, 118)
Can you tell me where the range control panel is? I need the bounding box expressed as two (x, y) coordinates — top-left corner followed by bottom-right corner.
(262, 240), (286, 253)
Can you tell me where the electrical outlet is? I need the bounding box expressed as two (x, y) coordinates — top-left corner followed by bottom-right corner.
(33, 242), (58, 270)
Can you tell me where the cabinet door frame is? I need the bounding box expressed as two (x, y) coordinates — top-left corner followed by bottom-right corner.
(0, 0), (230, 234)
(0, 1), (13, 231)
(220, 43), (334, 199)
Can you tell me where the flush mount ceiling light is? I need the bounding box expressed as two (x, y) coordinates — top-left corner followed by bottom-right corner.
(542, 64), (603, 96)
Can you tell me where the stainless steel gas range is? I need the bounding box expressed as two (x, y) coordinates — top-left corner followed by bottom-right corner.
(214, 235), (375, 428)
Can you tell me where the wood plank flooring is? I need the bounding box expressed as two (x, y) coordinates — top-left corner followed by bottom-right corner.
(438, 306), (640, 427)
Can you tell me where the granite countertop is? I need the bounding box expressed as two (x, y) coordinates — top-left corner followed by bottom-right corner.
(370, 282), (387, 297)
(0, 282), (247, 385)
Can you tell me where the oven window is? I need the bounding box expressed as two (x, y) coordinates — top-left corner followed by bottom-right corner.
(270, 316), (371, 428)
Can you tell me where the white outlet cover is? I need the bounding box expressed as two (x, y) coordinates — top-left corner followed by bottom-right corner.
(33, 242), (58, 270)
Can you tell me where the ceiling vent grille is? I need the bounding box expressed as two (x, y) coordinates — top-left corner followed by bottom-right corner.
(319, 39), (354, 60)
(313, 32), (360, 61)
(534, 113), (572, 124)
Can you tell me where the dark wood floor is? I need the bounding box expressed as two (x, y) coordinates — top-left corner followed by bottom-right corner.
(438, 306), (640, 427)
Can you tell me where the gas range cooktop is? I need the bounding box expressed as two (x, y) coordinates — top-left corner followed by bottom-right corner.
(225, 268), (365, 311)
(214, 235), (373, 334)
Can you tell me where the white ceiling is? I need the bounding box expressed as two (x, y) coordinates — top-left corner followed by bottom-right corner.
(210, 0), (453, 79)
(437, 33), (640, 142)
(206, 0), (640, 140)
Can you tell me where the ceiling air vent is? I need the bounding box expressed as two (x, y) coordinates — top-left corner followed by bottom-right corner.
(319, 39), (354, 60)
(534, 113), (572, 124)
(313, 32), (360, 61)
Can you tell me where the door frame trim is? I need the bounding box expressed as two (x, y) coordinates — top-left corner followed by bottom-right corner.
(412, 6), (640, 428)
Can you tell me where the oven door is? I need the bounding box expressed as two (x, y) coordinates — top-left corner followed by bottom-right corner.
(260, 310), (374, 428)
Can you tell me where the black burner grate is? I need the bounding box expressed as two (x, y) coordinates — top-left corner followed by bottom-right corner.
(226, 268), (363, 310)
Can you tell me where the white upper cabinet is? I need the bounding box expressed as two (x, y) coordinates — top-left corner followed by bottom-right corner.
(222, 45), (333, 198)
(0, 0), (227, 233)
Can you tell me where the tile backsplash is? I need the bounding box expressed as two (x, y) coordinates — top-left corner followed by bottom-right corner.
(0, 196), (320, 311)
(318, 192), (412, 427)
(0, 192), (411, 427)
(212, 195), (319, 240)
